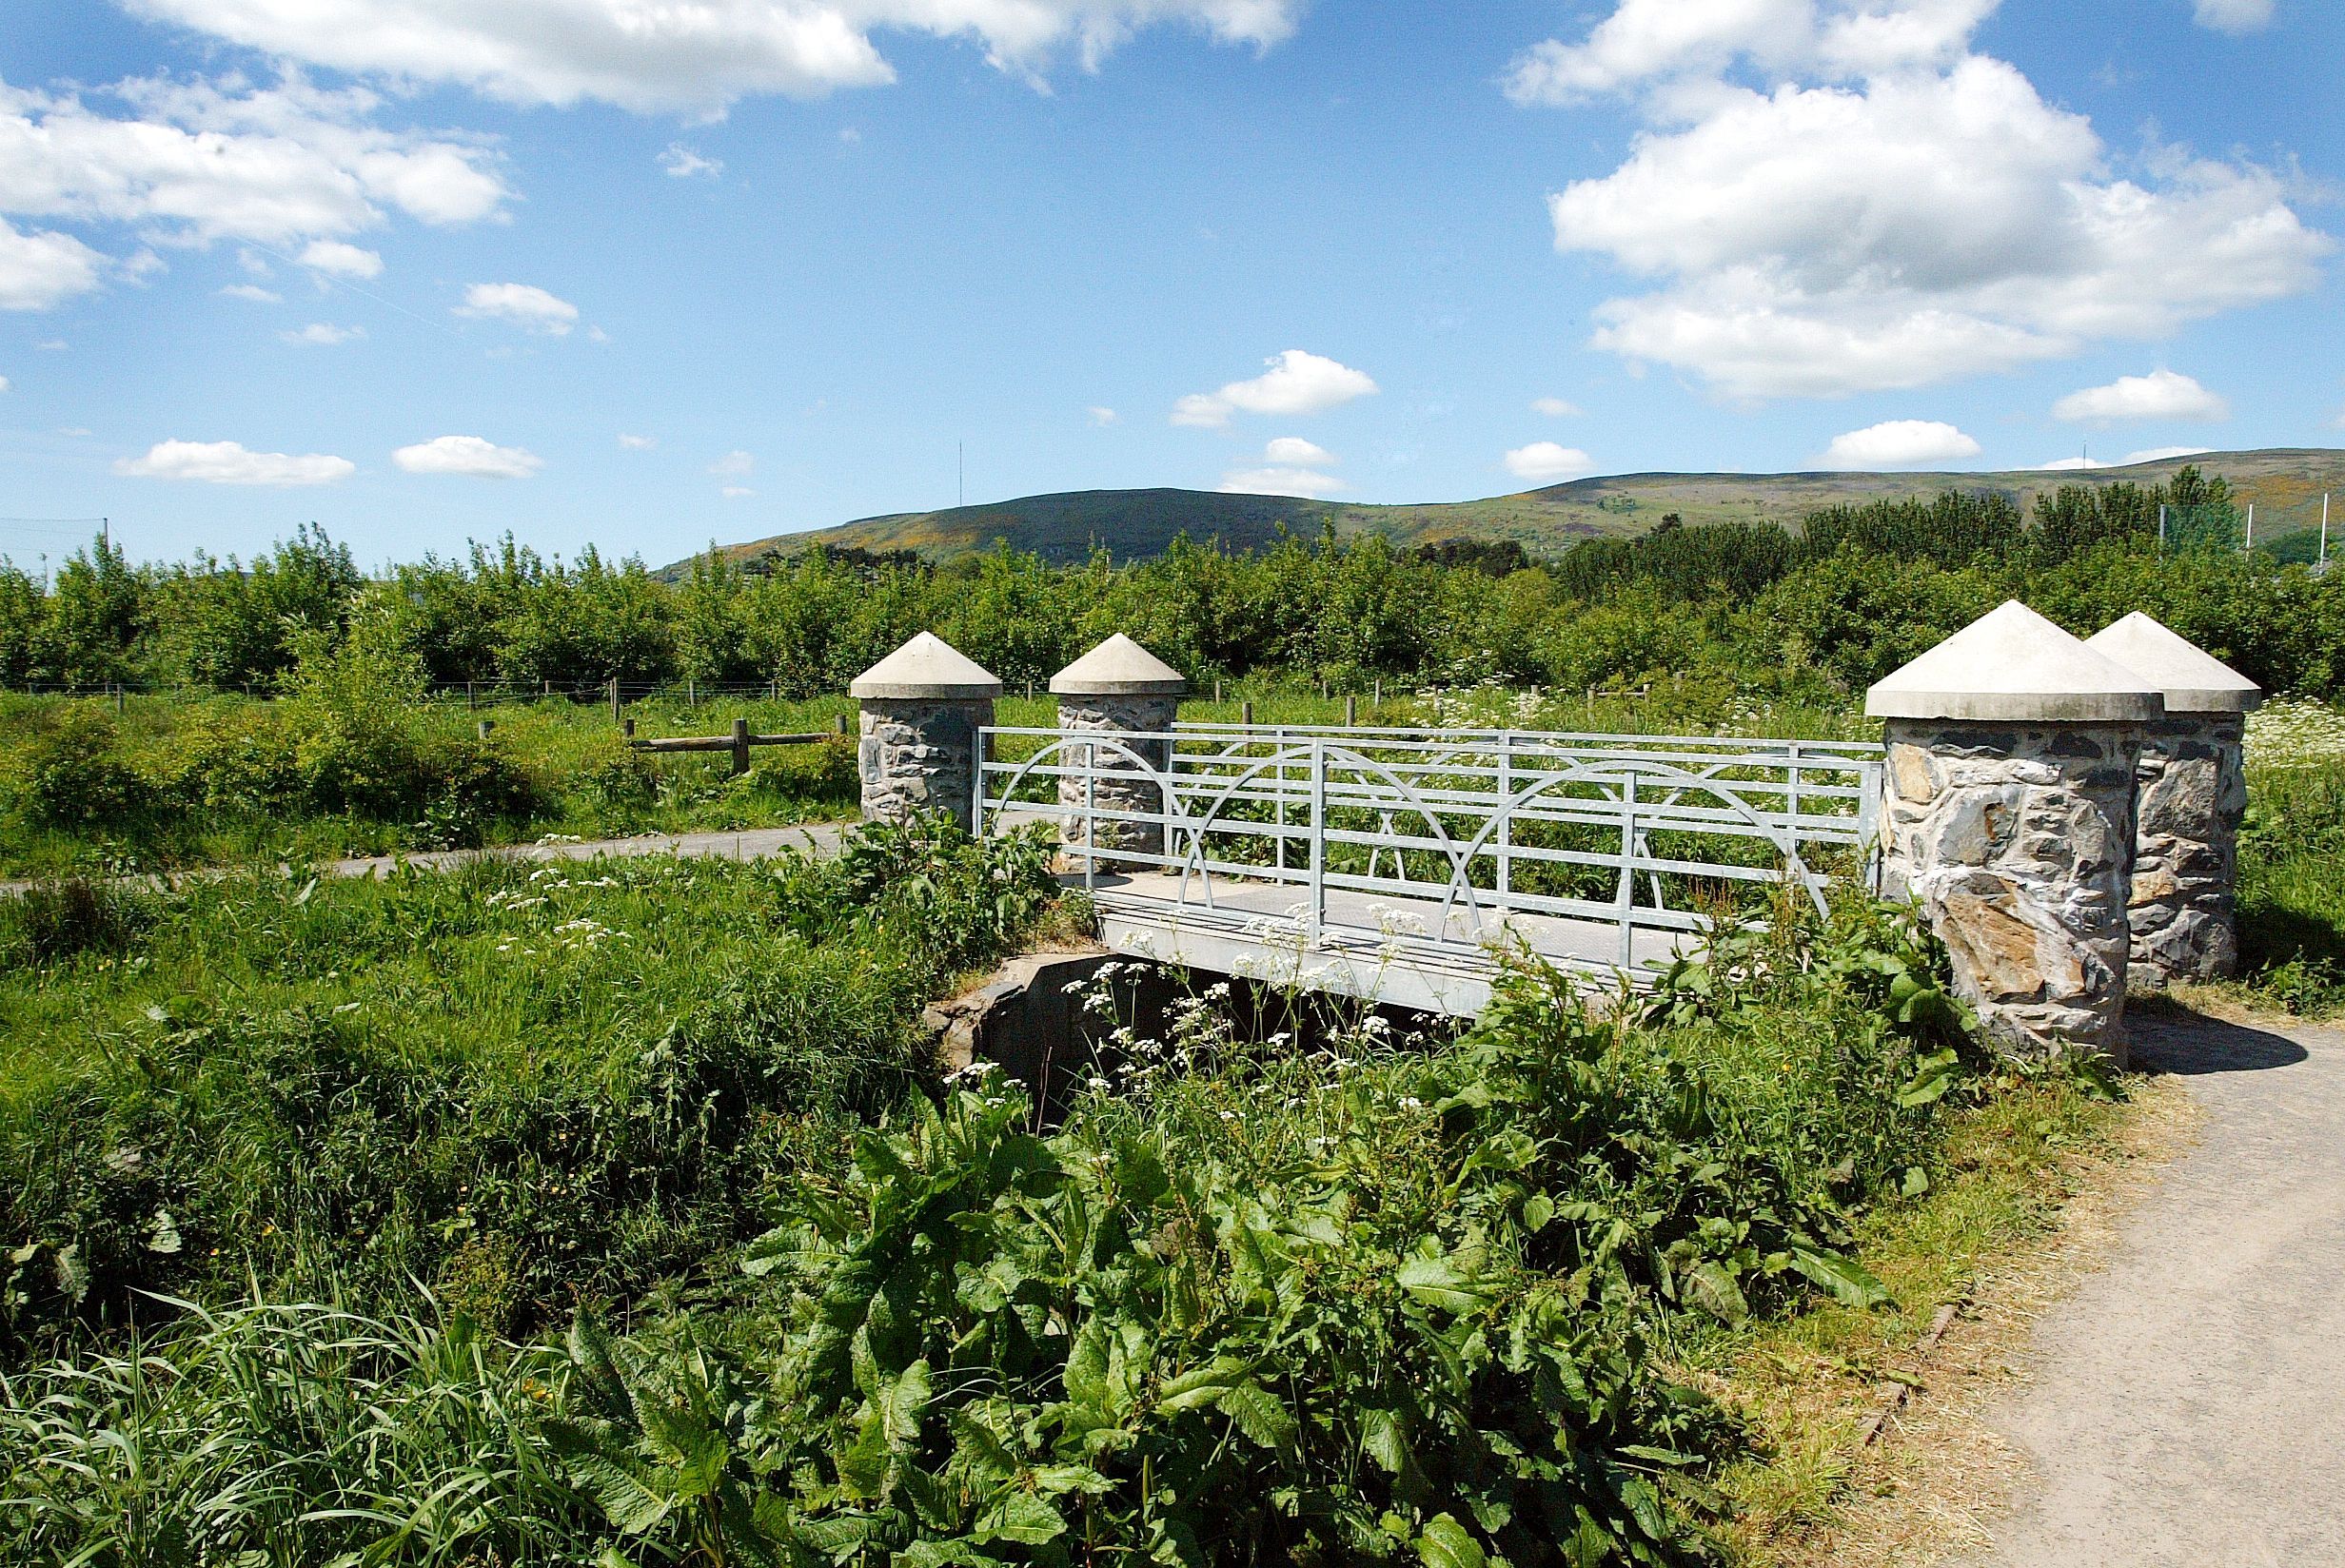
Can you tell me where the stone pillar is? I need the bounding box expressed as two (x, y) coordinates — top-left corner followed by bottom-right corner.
(2085, 613), (2262, 989)
(1050, 634), (1187, 863)
(1867, 601), (2163, 1065)
(851, 633), (1003, 832)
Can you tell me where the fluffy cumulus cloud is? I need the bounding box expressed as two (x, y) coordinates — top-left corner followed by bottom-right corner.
(1510, 1), (2327, 400)
(455, 282), (579, 335)
(1087, 405), (1117, 426)
(116, 437), (354, 485)
(281, 321), (363, 344)
(2052, 368), (2229, 422)
(0, 75), (507, 266)
(1503, 441), (1595, 484)
(2040, 444), (2214, 471)
(1530, 397), (1582, 417)
(1218, 435), (1344, 496)
(2193, 0), (2274, 33)
(393, 434), (542, 478)
(1262, 435), (1334, 466)
(0, 221), (106, 309)
(1820, 419), (1980, 468)
(0, 72), (505, 309)
(1172, 349), (1377, 428)
(120, 0), (1306, 114)
(298, 239), (383, 278)
(1217, 466), (1345, 499)
(660, 144), (721, 179)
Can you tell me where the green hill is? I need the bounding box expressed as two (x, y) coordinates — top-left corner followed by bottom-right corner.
(684, 448), (2345, 570)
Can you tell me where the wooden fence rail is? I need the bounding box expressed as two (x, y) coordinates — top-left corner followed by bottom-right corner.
(624, 717), (847, 775)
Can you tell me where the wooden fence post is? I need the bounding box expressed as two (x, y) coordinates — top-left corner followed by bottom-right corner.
(477, 718), (494, 739)
(836, 713), (851, 736)
(687, 677), (697, 708)
(466, 679), (477, 712)
(609, 676), (621, 725)
(1240, 699), (1254, 729)
(622, 717), (636, 738)
(731, 717), (751, 776)
(1345, 694), (1357, 727)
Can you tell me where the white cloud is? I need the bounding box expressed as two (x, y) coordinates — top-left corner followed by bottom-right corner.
(1821, 419), (1980, 468)
(1503, 441), (1596, 484)
(1517, 4), (2327, 400)
(1087, 405), (1118, 426)
(121, 1), (1305, 114)
(660, 144), (721, 179)
(617, 432), (656, 449)
(455, 282), (579, 335)
(721, 485), (756, 499)
(2193, 0), (2274, 33)
(0, 74), (509, 265)
(2040, 444), (2216, 471)
(393, 434), (542, 478)
(219, 283), (282, 303)
(34, 339), (63, 350)
(0, 220), (107, 310)
(0, 376), (9, 392)
(1172, 349), (1377, 427)
(2052, 369), (2229, 423)
(117, 438), (354, 485)
(298, 239), (383, 278)
(1530, 397), (1582, 417)
(1263, 435), (1335, 466)
(710, 449), (756, 478)
(281, 322), (364, 344)
(1217, 466), (1345, 499)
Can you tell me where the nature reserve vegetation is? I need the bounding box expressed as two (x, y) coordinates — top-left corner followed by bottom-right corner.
(0, 464), (2338, 1562)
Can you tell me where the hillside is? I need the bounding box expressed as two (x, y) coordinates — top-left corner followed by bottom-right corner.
(684, 448), (2345, 570)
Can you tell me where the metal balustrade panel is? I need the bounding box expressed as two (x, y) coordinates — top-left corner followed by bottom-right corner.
(978, 723), (1884, 998)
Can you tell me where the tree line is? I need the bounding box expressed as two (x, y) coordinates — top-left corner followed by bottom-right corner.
(5, 466), (2338, 702)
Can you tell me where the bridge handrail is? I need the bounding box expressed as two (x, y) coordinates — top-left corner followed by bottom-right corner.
(979, 722), (1885, 982)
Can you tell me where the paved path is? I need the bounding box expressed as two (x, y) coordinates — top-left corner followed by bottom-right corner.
(0, 822), (853, 896)
(1963, 1009), (2345, 1567)
(325, 822), (849, 879)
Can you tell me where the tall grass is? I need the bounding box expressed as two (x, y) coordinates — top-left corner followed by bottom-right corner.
(0, 820), (1061, 1350)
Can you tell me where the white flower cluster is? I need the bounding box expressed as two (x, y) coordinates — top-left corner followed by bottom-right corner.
(2248, 698), (2345, 768)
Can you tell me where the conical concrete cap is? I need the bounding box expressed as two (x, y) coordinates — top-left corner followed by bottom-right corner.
(1865, 600), (2161, 722)
(1050, 634), (1187, 696)
(851, 632), (1002, 699)
(2085, 613), (2263, 715)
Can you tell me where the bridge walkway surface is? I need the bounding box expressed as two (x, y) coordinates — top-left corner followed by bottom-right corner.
(1085, 869), (1692, 1017)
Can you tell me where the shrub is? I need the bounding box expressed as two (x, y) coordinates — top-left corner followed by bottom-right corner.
(14, 710), (152, 831)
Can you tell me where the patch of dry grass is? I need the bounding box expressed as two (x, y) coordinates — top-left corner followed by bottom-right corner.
(1689, 1065), (2198, 1568)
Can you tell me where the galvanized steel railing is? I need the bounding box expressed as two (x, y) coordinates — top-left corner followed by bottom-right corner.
(979, 723), (1884, 981)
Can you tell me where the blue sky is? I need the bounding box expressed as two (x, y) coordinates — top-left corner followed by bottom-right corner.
(0, 0), (2338, 569)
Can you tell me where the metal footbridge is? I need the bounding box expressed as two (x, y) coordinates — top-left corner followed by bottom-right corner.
(979, 722), (1883, 1017)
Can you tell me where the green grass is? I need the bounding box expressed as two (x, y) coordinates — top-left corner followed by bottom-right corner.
(2215, 699), (2345, 1018)
(0, 819), (1061, 1350)
(0, 689), (863, 876)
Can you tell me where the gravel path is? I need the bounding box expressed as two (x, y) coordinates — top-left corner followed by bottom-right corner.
(1962, 1008), (2345, 1566)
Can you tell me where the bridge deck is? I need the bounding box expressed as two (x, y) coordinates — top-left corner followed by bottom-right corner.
(1081, 870), (1697, 1017)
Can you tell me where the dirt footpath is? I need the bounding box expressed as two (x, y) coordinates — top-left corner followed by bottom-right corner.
(1961, 1009), (2345, 1567)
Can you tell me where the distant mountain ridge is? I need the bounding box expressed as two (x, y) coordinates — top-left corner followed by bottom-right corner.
(677, 448), (2345, 572)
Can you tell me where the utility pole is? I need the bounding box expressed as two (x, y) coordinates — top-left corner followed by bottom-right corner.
(957, 441), (964, 509)
(2323, 493), (2332, 572)
(2158, 504), (2167, 553)
(2246, 502), (2255, 554)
